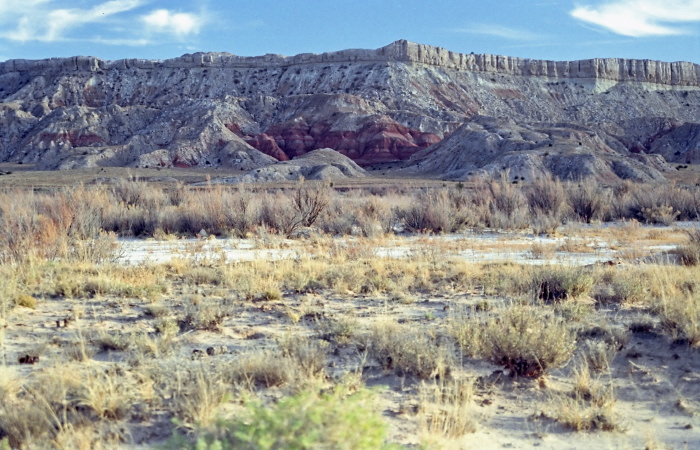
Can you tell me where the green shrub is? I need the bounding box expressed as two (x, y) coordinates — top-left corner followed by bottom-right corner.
(177, 387), (391, 449)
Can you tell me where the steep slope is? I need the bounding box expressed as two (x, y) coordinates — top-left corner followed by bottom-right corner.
(0, 40), (699, 172)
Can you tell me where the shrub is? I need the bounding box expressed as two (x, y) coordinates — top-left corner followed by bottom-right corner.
(485, 173), (528, 229)
(399, 189), (467, 233)
(448, 307), (483, 358)
(365, 322), (453, 379)
(180, 387), (390, 449)
(480, 304), (577, 377)
(567, 183), (609, 223)
(526, 175), (567, 219)
(292, 179), (332, 228)
(640, 205), (679, 225)
(594, 270), (650, 305)
(658, 294), (700, 346)
(532, 267), (594, 303)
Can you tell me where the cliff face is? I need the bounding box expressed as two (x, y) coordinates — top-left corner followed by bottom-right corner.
(0, 40), (699, 172)
(3, 40), (699, 86)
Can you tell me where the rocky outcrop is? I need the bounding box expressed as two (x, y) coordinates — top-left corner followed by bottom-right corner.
(207, 148), (366, 183)
(0, 41), (699, 171)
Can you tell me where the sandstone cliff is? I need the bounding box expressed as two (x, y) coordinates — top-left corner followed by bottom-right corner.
(0, 40), (699, 177)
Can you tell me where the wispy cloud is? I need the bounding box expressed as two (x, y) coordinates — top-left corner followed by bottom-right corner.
(571, 0), (700, 37)
(451, 24), (545, 41)
(0, 0), (206, 45)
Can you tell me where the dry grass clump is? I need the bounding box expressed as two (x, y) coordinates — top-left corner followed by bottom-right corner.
(529, 242), (556, 259)
(315, 317), (357, 345)
(92, 329), (133, 352)
(448, 307), (484, 358)
(577, 322), (629, 372)
(419, 378), (477, 439)
(51, 263), (167, 300)
(228, 350), (295, 388)
(552, 362), (622, 432)
(13, 293), (37, 309)
(364, 322), (454, 379)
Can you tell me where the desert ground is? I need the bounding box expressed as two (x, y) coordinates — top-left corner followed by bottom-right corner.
(2, 171), (700, 449)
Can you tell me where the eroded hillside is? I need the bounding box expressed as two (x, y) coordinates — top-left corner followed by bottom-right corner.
(0, 40), (699, 179)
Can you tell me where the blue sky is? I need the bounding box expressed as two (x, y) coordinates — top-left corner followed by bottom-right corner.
(0, 0), (698, 63)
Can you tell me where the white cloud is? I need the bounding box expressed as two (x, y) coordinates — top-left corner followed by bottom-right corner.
(0, 0), (205, 45)
(452, 24), (544, 41)
(141, 9), (202, 36)
(571, 0), (700, 37)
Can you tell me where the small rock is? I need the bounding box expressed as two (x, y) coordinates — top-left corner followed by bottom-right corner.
(206, 345), (227, 356)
